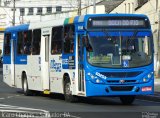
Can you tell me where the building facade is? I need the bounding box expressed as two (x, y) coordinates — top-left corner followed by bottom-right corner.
(0, 0), (104, 53)
(0, 0), (104, 26)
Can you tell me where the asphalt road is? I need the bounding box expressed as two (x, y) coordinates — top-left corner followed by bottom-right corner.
(0, 69), (160, 118)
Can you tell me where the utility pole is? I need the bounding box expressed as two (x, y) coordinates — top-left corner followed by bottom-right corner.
(157, 10), (160, 77)
(78, 0), (81, 15)
(93, 0), (96, 14)
(13, 0), (15, 26)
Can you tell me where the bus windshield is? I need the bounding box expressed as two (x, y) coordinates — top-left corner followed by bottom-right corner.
(86, 32), (152, 68)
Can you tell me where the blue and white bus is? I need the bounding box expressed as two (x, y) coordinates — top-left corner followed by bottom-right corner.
(3, 14), (154, 105)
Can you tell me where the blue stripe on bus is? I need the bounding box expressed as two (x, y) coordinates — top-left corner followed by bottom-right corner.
(5, 24), (29, 32)
(15, 55), (27, 65)
(3, 56), (11, 64)
(108, 32), (134, 36)
(89, 31), (151, 37)
(74, 16), (79, 23)
(89, 32), (134, 36)
(3, 24), (29, 65)
(137, 32), (151, 36)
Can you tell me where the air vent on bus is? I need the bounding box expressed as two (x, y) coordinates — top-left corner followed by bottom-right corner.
(107, 80), (136, 84)
(100, 72), (142, 78)
(110, 86), (134, 91)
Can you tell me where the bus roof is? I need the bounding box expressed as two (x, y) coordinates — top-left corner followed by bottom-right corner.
(5, 24), (29, 33)
(29, 18), (65, 29)
(5, 14), (149, 32)
(64, 14), (149, 24)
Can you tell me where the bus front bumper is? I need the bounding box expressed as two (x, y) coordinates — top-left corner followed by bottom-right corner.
(85, 79), (154, 97)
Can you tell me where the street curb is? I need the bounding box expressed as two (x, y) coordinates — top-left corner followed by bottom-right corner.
(137, 92), (160, 102)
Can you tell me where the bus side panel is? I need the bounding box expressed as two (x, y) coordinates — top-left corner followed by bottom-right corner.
(14, 55), (27, 88)
(50, 55), (64, 93)
(15, 56), (43, 91)
(15, 65), (26, 89)
(27, 56), (42, 91)
(3, 64), (12, 87)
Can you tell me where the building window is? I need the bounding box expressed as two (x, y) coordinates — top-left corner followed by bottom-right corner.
(128, 3), (130, 13)
(47, 7), (52, 14)
(135, 0), (148, 10)
(28, 7), (33, 15)
(37, 7), (42, 15)
(125, 3), (126, 13)
(56, 6), (62, 12)
(20, 8), (25, 16)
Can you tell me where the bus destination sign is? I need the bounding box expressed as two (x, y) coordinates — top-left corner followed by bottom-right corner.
(87, 17), (149, 29)
(92, 20), (144, 27)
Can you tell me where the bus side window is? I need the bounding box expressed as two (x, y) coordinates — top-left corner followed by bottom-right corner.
(4, 33), (11, 55)
(32, 29), (41, 55)
(17, 32), (24, 55)
(23, 30), (32, 55)
(64, 25), (75, 54)
(51, 26), (62, 55)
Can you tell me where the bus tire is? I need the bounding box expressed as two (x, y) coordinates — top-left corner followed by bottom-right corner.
(22, 74), (32, 96)
(64, 77), (77, 102)
(120, 96), (135, 105)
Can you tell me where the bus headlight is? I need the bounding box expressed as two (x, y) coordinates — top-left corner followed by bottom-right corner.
(142, 72), (153, 83)
(87, 72), (105, 84)
(143, 78), (147, 82)
(147, 73), (152, 78)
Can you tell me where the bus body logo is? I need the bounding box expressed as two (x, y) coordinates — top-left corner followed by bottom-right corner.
(50, 59), (61, 72)
(119, 79), (125, 84)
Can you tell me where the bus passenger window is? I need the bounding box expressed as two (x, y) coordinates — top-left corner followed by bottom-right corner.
(32, 29), (41, 55)
(17, 32), (24, 55)
(64, 25), (75, 54)
(51, 26), (62, 55)
(23, 31), (32, 55)
(4, 33), (11, 55)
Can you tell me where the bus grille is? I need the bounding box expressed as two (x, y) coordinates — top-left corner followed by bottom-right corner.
(110, 86), (134, 91)
(100, 72), (142, 78)
(107, 80), (136, 84)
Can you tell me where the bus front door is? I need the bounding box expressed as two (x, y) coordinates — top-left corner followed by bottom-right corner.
(41, 35), (50, 94)
(78, 34), (85, 93)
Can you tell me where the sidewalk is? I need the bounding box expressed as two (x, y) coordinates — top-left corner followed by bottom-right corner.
(155, 78), (160, 92)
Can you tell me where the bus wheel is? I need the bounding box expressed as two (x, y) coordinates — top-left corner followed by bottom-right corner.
(64, 78), (77, 102)
(22, 75), (31, 96)
(120, 96), (135, 105)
